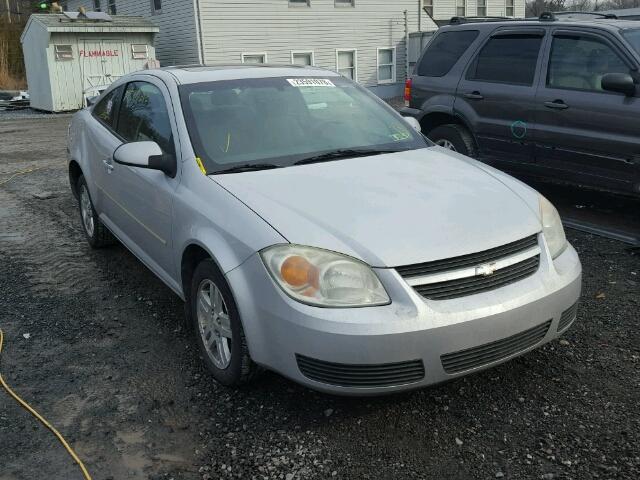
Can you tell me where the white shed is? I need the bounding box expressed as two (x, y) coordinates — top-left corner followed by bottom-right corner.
(20, 12), (159, 112)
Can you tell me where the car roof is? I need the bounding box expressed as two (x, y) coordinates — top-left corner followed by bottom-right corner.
(146, 64), (341, 85)
(441, 16), (640, 33)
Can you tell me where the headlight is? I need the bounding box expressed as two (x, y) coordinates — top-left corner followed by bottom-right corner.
(260, 245), (390, 307)
(540, 195), (567, 259)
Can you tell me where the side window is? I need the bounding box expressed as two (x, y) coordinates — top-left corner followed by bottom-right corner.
(92, 86), (122, 128)
(117, 82), (175, 154)
(547, 35), (629, 92)
(467, 34), (543, 86)
(417, 30), (479, 77)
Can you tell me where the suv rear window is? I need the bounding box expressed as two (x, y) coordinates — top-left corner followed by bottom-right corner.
(417, 30), (479, 77)
(467, 34), (543, 86)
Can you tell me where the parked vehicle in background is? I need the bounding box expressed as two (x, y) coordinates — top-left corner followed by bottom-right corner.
(402, 12), (640, 197)
(68, 65), (581, 395)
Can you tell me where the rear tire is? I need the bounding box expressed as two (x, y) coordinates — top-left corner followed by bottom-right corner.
(428, 124), (477, 158)
(76, 175), (115, 248)
(190, 259), (258, 386)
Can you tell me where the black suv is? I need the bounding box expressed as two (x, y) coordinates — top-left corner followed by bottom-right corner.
(402, 12), (640, 196)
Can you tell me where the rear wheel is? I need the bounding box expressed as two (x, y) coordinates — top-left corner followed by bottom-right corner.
(190, 259), (257, 386)
(428, 124), (477, 158)
(77, 175), (115, 248)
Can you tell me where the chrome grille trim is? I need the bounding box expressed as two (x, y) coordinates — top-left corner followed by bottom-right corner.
(395, 234), (541, 300)
(441, 320), (552, 374)
(396, 234), (539, 279)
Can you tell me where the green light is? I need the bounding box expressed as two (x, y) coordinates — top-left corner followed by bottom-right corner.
(39, 2), (47, 8)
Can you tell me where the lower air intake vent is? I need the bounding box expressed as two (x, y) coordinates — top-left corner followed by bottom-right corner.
(558, 302), (578, 331)
(441, 320), (552, 374)
(296, 355), (425, 388)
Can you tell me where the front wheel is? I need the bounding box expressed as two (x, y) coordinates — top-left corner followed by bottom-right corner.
(76, 175), (115, 248)
(190, 259), (258, 386)
(428, 124), (477, 158)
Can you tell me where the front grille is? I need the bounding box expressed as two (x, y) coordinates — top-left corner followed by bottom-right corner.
(396, 234), (540, 300)
(296, 355), (425, 388)
(441, 320), (552, 374)
(395, 235), (538, 278)
(558, 302), (579, 331)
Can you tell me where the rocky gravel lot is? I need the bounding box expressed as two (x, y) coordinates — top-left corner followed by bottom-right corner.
(1, 115), (638, 480)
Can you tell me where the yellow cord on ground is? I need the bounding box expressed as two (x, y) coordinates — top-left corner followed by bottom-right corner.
(0, 328), (93, 480)
(0, 166), (45, 186)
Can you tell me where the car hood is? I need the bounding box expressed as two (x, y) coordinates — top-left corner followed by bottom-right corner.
(213, 147), (542, 267)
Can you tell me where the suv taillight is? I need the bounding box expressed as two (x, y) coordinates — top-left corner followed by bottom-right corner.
(404, 78), (412, 107)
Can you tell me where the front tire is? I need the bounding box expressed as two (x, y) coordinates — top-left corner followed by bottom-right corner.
(428, 124), (477, 158)
(190, 259), (257, 386)
(76, 175), (115, 248)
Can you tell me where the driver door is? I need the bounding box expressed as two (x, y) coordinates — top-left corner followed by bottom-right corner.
(103, 79), (180, 280)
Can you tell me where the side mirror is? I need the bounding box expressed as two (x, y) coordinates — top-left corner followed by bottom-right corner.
(601, 73), (636, 97)
(403, 116), (422, 133)
(86, 95), (99, 107)
(113, 141), (176, 177)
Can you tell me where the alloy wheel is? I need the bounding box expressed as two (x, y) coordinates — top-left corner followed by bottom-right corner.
(435, 139), (457, 151)
(79, 185), (95, 237)
(196, 279), (233, 369)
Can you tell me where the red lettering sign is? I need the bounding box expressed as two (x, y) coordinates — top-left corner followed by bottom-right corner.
(79, 50), (120, 57)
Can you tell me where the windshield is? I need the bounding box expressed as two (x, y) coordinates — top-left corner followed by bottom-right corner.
(622, 29), (640, 55)
(179, 76), (429, 173)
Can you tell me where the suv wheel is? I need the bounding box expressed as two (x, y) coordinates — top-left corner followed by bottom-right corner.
(77, 175), (115, 248)
(190, 259), (258, 386)
(429, 124), (477, 158)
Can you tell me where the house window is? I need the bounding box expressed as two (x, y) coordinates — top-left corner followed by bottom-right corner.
(505, 0), (514, 17)
(377, 48), (395, 84)
(336, 49), (356, 80)
(242, 53), (267, 64)
(291, 51), (314, 66)
(335, 0), (354, 6)
(289, 0), (310, 6)
(54, 44), (73, 60)
(107, 0), (116, 15)
(423, 0), (433, 17)
(477, 0), (486, 17)
(131, 44), (149, 59)
(152, 0), (162, 14)
(93, 0), (101, 12)
(456, 0), (465, 16)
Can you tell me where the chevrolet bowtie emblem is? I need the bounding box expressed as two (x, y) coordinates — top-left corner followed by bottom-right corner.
(475, 263), (497, 276)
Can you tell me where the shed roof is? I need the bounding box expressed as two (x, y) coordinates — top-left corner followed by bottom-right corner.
(23, 13), (158, 38)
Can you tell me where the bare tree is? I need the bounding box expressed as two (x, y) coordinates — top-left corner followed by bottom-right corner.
(526, 0), (567, 16)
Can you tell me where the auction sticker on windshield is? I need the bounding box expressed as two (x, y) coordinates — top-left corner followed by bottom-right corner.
(287, 78), (335, 88)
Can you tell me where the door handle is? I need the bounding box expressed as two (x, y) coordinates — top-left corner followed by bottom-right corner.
(544, 100), (569, 110)
(103, 159), (114, 172)
(464, 91), (484, 100)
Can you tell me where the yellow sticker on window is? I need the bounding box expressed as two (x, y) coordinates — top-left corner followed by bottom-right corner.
(195, 156), (207, 175)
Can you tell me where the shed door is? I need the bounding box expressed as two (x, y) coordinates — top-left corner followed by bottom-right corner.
(80, 39), (125, 92)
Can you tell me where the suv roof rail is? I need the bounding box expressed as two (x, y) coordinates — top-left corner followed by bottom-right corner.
(539, 11), (618, 21)
(449, 15), (512, 25)
(554, 11), (618, 19)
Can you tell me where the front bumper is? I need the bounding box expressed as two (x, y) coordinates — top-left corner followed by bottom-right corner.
(226, 239), (581, 395)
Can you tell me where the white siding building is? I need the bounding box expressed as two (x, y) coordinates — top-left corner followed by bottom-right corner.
(62, 0), (524, 98)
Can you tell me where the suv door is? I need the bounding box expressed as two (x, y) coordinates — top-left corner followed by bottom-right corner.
(105, 79), (180, 280)
(535, 29), (640, 194)
(455, 28), (547, 166)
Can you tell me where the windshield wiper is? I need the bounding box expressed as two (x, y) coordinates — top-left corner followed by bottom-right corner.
(293, 148), (401, 166)
(213, 163), (282, 174)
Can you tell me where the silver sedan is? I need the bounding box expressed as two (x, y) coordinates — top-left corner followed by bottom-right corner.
(67, 65), (581, 395)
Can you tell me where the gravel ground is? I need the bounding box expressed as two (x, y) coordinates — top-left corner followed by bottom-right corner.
(0, 115), (638, 480)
